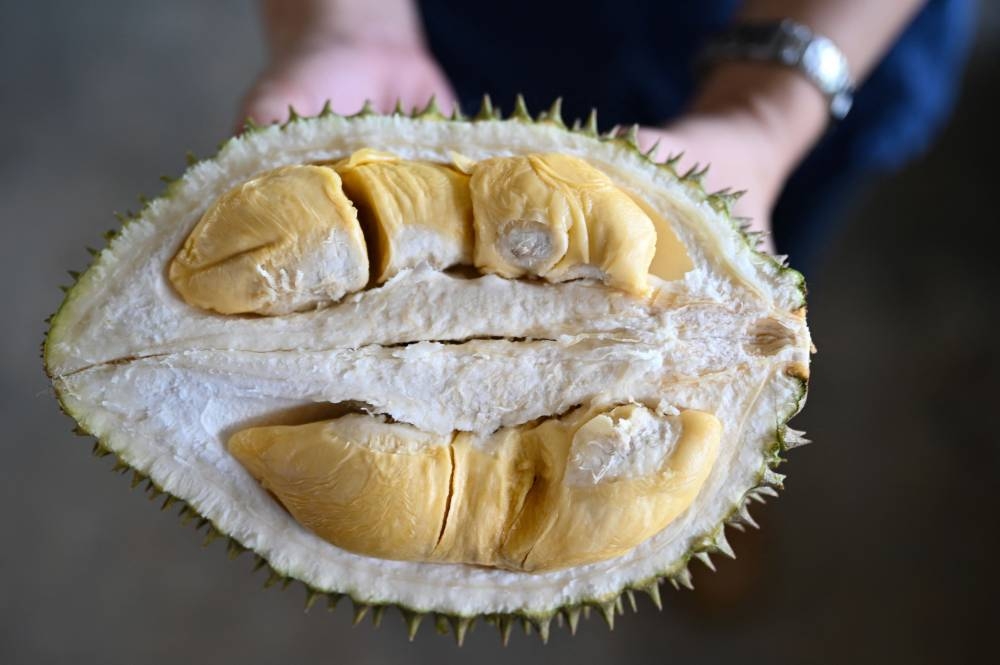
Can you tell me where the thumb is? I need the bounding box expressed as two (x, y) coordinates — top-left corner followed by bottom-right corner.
(237, 78), (318, 130)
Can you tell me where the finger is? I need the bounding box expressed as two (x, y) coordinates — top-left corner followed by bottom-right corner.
(238, 78), (318, 130)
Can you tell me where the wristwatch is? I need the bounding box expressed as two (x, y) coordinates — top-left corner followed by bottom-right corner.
(700, 19), (855, 121)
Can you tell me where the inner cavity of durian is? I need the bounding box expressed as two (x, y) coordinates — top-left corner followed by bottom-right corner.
(165, 149), (726, 573)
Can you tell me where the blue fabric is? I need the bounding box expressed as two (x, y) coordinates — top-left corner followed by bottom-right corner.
(420, 0), (974, 269)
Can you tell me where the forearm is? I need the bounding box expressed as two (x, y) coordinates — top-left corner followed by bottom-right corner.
(261, 0), (426, 57)
(687, 0), (927, 186)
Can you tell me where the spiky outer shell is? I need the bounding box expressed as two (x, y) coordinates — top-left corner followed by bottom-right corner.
(43, 96), (811, 643)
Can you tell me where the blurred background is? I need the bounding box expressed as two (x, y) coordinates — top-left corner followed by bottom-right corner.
(2, 1), (998, 663)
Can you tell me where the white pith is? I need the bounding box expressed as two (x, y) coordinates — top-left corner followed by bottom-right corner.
(46, 115), (810, 617)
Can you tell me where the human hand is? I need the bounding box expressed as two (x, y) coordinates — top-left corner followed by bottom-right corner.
(640, 62), (829, 255)
(239, 39), (457, 127)
(639, 114), (782, 254)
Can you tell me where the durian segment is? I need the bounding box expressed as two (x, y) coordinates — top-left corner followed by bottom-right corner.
(228, 415), (452, 561)
(435, 428), (536, 566)
(502, 407), (721, 572)
(470, 154), (660, 294)
(168, 165), (368, 315)
(228, 404), (720, 572)
(335, 149), (474, 282)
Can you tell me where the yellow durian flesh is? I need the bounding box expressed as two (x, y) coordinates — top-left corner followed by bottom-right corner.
(168, 153), (690, 316)
(503, 407), (722, 572)
(228, 405), (721, 572)
(228, 416), (452, 562)
(470, 154), (658, 295)
(335, 149), (474, 282)
(168, 165), (367, 315)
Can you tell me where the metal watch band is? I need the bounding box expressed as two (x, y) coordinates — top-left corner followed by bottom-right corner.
(700, 19), (855, 121)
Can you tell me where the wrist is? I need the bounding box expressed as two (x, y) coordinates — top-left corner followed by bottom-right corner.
(688, 61), (828, 183)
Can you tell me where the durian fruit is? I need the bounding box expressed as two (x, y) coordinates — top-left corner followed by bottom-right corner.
(44, 97), (812, 644)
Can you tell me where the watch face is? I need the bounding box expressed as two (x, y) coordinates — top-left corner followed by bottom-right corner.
(802, 37), (851, 94)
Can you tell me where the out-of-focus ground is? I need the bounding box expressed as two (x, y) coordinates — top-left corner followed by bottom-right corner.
(2, 2), (997, 663)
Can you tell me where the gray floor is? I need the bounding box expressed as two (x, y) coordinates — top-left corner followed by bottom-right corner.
(3, 2), (998, 663)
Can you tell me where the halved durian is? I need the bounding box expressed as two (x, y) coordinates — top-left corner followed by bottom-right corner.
(44, 97), (812, 643)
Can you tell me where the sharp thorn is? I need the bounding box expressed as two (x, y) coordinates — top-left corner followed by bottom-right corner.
(400, 609), (423, 641)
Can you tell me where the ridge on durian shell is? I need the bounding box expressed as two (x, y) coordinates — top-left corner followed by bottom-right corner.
(43, 95), (810, 643)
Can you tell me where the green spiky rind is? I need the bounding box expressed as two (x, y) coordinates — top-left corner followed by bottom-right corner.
(44, 97), (811, 643)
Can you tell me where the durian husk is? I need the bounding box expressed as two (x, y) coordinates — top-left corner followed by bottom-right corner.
(43, 95), (811, 644)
